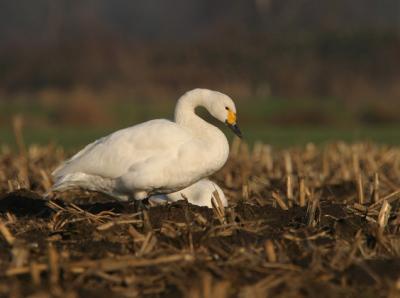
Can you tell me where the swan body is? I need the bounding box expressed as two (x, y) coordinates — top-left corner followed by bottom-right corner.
(149, 179), (228, 208)
(51, 89), (241, 200)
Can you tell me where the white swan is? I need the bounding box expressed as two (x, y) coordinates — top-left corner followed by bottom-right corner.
(149, 179), (228, 208)
(51, 89), (241, 201)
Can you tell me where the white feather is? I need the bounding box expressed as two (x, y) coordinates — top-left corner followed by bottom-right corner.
(51, 89), (238, 200)
(149, 179), (228, 208)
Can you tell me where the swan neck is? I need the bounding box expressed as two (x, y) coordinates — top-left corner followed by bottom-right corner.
(173, 89), (230, 170)
(174, 90), (211, 129)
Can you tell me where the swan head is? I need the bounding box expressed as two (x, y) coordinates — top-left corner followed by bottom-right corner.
(207, 91), (242, 138)
(176, 88), (242, 138)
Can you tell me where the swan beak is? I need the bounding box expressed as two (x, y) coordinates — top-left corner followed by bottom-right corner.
(229, 123), (242, 138)
(226, 110), (242, 138)
(226, 121), (242, 138)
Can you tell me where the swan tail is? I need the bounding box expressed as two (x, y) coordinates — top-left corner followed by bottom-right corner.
(48, 173), (129, 201)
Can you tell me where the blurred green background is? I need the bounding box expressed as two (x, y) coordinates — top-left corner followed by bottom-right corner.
(1, 1), (400, 149)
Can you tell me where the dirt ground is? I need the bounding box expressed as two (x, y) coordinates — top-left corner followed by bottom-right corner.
(0, 140), (400, 297)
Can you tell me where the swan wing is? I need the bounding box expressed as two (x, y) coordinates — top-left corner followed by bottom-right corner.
(52, 119), (193, 179)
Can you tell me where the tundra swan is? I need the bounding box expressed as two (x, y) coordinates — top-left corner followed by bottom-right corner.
(51, 89), (241, 201)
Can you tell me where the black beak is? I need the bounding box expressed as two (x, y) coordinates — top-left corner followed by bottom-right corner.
(226, 122), (242, 138)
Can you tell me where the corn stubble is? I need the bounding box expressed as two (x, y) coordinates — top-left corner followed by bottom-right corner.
(0, 139), (400, 297)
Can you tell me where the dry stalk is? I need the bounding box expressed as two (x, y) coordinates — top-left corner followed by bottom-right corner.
(242, 183), (249, 201)
(352, 151), (360, 177)
(7, 254), (195, 276)
(160, 222), (179, 238)
(230, 137), (241, 157)
(12, 115), (30, 188)
(48, 243), (60, 285)
(128, 225), (146, 242)
(142, 210), (152, 233)
(307, 192), (320, 227)
(357, 174), (365, 204)
(240, 275), (288, 298)
(353, 203), (368, 213)
(272, 192), (288, 211)
(96, 219), (143, 231)
(11, 244), (29, 268)
(261, 145), (273, 172)
(30, 261), (42, 286)
(264, 240), (277, 263)
(12, 115), (27, 158)
(189, 273), (230, 298)
(138, 232), (157, 256)
(299, 177), (306, 207)
(373, 172), (380, 203)
(369, 189), (400, 210)
(0, 220), (15, 245)
(283, 151), (292, 175)
(252, 141), (263, 160)
(286, 175), (293, 205)
(378, 200), (392, 229)
(212, 190), (226, 224)
(322, 148), (330, 178)
(40, 169), (52, 192)
(7, 180), (14, 192)
(193, 213), (208, 226)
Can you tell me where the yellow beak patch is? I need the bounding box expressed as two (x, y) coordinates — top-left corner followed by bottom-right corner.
(227, 110), (237, 125)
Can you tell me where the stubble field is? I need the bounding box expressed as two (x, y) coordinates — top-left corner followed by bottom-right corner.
(0, 139), (400, 297)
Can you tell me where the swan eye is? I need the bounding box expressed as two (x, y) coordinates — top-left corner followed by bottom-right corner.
(225, 106), (229, 110)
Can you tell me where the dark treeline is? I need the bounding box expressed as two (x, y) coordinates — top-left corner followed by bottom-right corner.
(1, 0), (398, 44)
(0, 0), (399, 101)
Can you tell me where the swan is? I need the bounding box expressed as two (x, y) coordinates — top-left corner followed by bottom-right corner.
(51, 88), (242, 201)
(148, 179), (228, 208)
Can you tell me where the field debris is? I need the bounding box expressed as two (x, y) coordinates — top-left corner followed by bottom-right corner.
(0, 140), (400, 297)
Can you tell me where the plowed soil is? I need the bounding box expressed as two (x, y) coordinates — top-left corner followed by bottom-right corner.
(0, 141), (400, 297)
